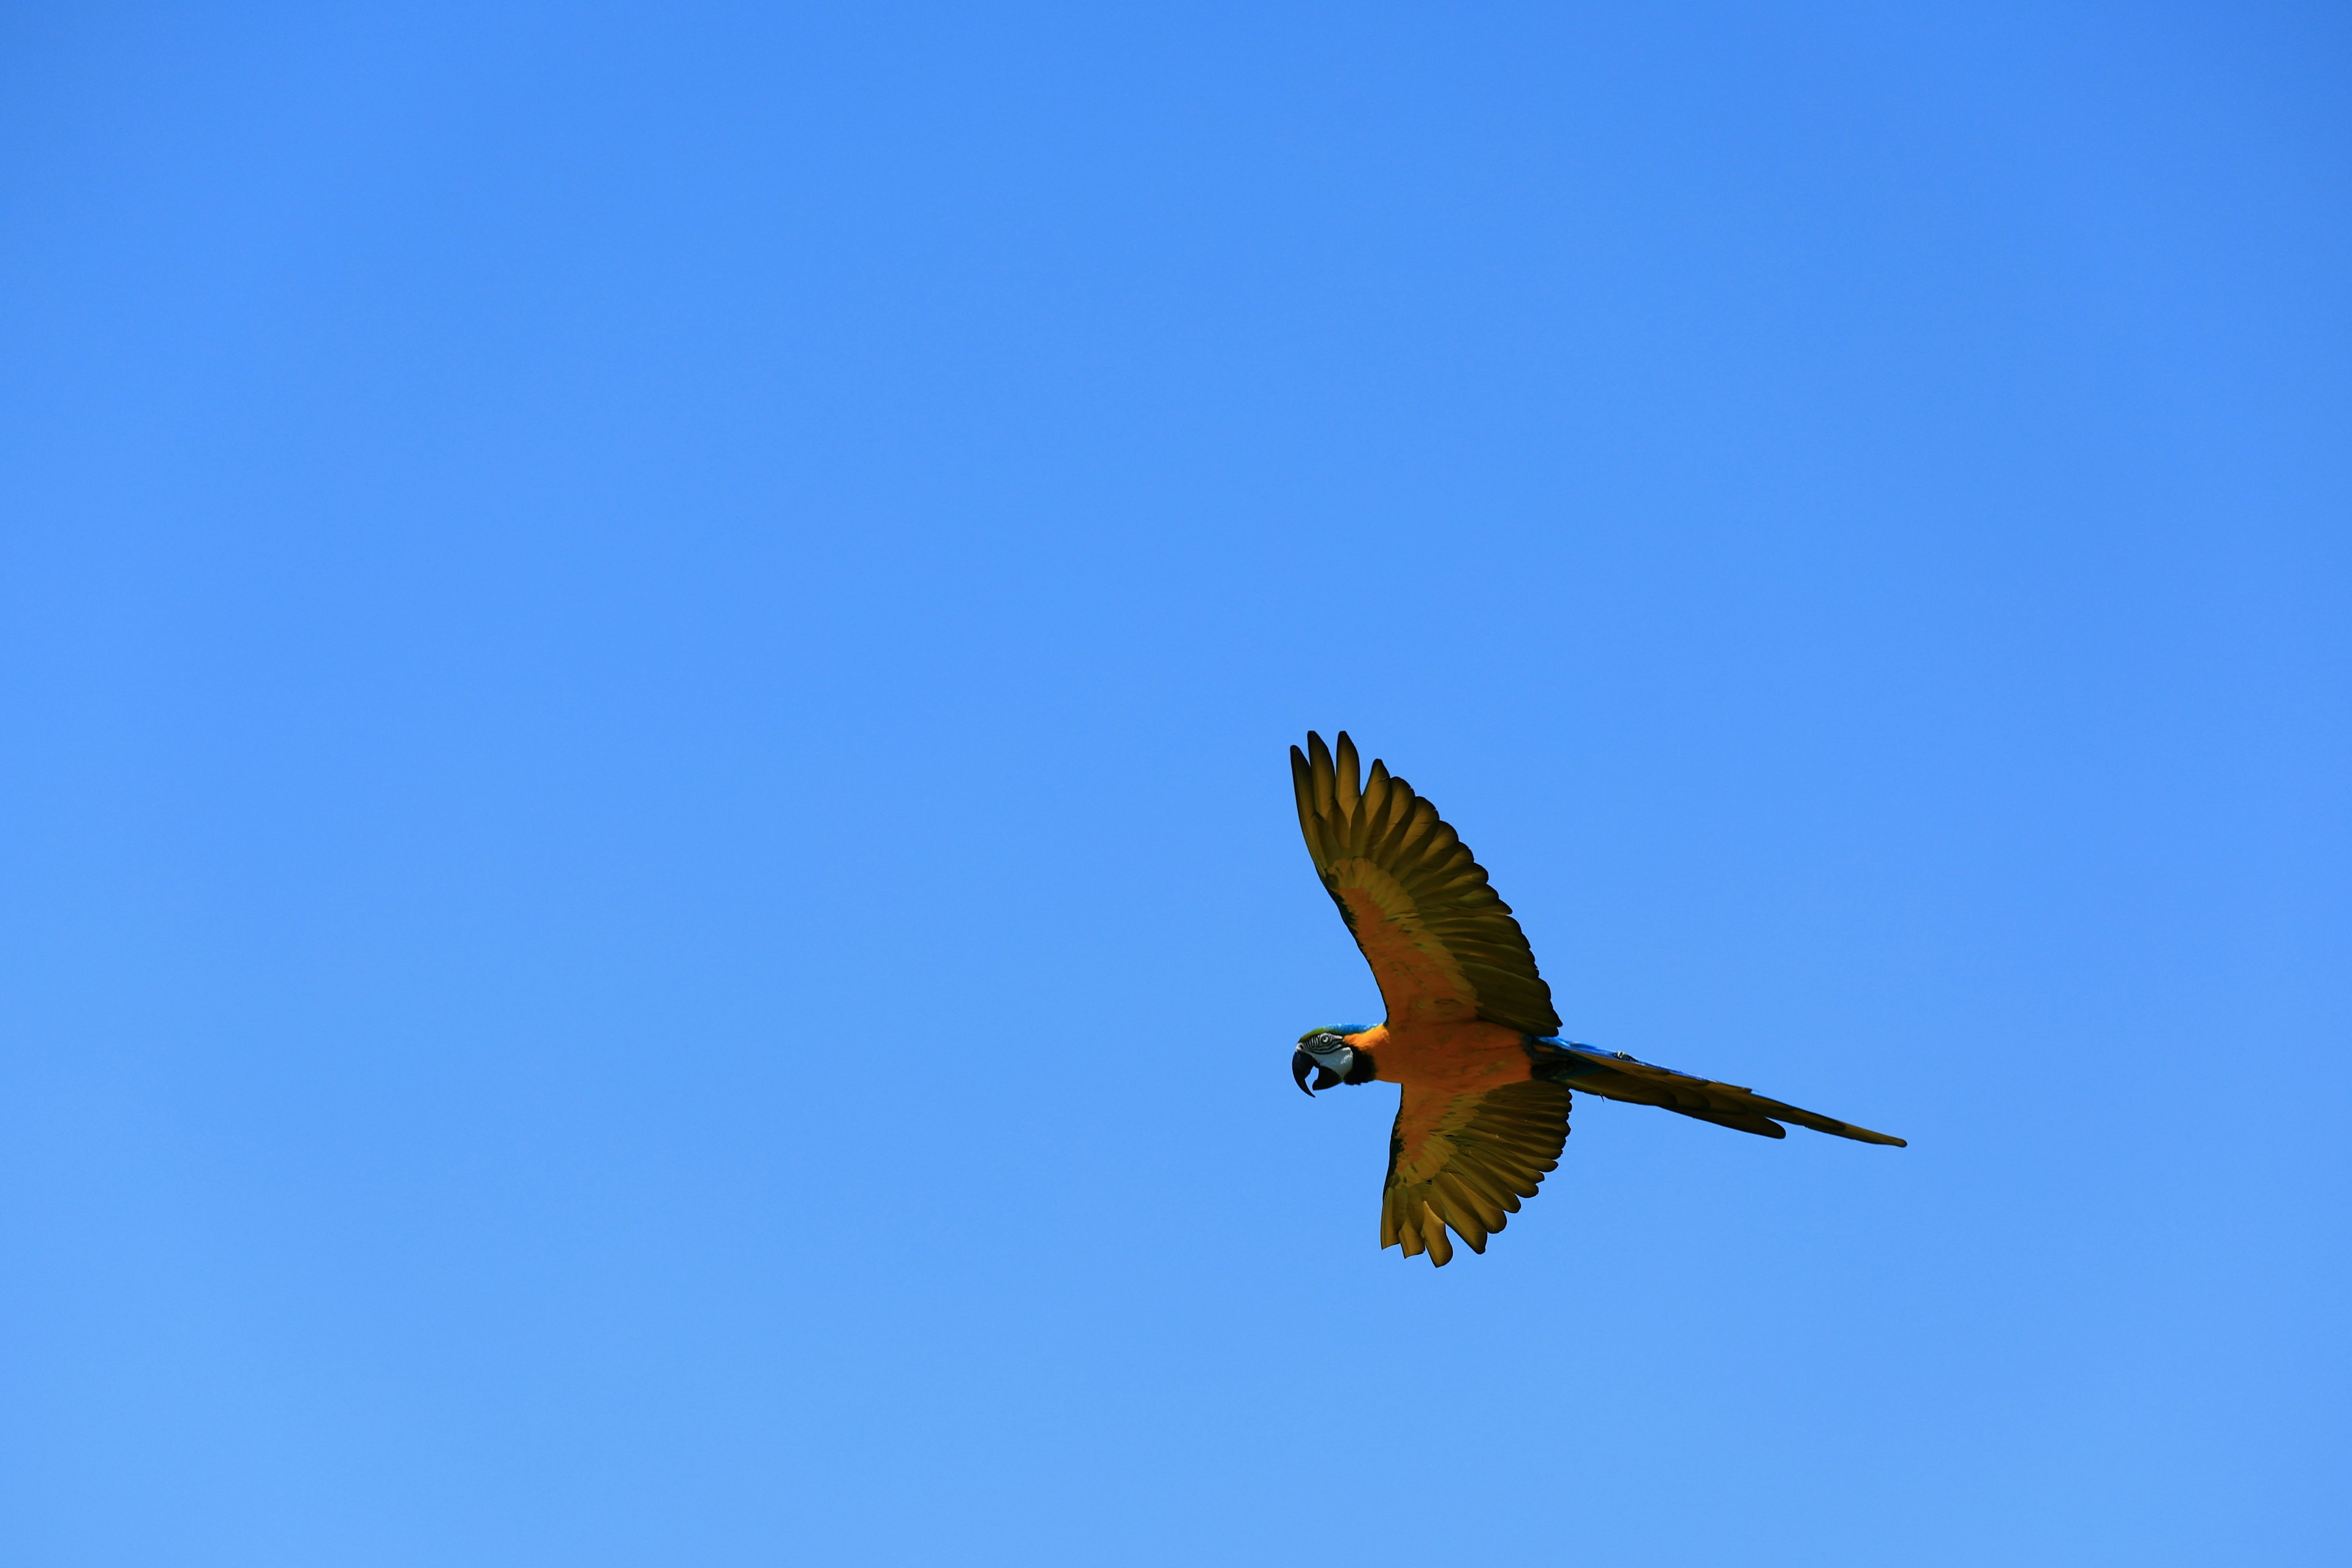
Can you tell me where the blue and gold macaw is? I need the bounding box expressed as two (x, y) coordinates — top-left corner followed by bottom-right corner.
(1289, 731), (1904, 1267)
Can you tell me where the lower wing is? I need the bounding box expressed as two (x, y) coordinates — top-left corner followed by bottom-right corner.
(1384, 1079), (1574, 1266)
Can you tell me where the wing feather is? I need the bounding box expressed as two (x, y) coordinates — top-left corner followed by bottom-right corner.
(1292, 730), (1561, 1036)
(1381, 1079), (1573, 1267)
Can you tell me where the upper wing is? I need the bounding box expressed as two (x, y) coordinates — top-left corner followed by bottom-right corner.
(1384, 1079), (1574, 1267)
(1536, 1043), (1907, 1146)
(1291, 731), (1560, 1036)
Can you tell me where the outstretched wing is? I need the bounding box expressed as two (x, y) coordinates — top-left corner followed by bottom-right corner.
(1536, 1043), (1907, 1146)
(1384, 1079), (1574, 1267)
(1291, 730), (1560, 1036)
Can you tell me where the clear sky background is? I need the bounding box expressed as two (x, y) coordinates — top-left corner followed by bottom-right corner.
(3, 4), (2346, 1564)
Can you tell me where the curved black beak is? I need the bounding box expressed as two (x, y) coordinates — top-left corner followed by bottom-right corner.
(1292, 1050), (1341, 1096)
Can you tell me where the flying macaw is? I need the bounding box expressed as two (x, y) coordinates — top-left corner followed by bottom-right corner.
(1289, 730), (1904, 1267)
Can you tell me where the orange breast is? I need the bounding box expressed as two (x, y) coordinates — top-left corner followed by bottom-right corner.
(1343, 1020), (1531, 1096)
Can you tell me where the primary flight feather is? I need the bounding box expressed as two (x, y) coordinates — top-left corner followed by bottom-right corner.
(1288, 730), (1904, 1267)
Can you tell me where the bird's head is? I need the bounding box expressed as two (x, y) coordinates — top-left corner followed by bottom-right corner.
(1292, 1025), (1377, 1096)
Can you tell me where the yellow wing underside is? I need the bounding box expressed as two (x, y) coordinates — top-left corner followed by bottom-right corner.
(1291, 731), (1559, 1038)
(1384, 1080), (1573, 1266)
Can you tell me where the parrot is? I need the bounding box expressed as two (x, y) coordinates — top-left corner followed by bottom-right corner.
(1289, 730), (1904, 1266)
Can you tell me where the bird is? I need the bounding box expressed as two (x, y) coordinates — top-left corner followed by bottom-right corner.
(1288, 729), (1904, 1267)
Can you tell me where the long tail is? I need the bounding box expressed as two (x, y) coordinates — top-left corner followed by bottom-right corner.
(1529, 1039), (1906, 1147)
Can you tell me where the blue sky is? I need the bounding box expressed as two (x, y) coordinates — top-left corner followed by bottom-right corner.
(2, 4), (2346, 1563)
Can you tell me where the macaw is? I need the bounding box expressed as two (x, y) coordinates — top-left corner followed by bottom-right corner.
(1289, 731), (1904, 1266)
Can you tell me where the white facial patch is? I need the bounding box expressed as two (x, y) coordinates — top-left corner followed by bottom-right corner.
(1302, 1038), (1356, 1077)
